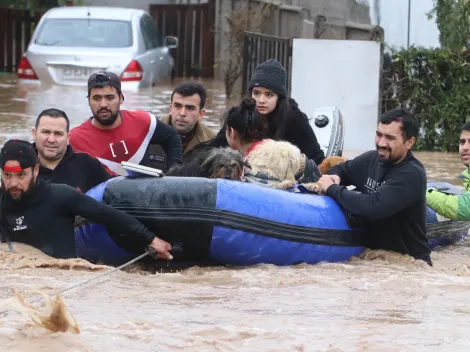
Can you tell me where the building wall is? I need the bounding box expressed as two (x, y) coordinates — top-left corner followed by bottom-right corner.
(78, 0), (160, 11)
(78, 0), (207, 11)
(283, 0), (371, 25)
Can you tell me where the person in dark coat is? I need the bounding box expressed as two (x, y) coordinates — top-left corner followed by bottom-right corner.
(210, 59), (325, 165)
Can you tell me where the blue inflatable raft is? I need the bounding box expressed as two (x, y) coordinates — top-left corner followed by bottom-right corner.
(73, 177), (470, 267)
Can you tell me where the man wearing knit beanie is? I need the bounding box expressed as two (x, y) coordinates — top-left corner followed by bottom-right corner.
(248, 58), (288, 97)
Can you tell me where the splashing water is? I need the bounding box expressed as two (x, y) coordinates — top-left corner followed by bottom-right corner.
(0, 289), (80, 334)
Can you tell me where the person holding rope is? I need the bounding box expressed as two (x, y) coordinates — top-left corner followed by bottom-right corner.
(0, 139), (173, 261)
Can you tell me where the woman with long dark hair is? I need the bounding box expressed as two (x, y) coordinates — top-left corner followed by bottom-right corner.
(210, 58), (325, 165)
(224, 97), (321, 187)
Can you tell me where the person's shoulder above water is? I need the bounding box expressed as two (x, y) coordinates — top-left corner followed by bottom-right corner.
(70, 117), (93, 132)
(69, 148), (117, 172)
(160, 114), (171, 125)
(119, 109), (154, 122)
(407, 151), (426, 171)
(286, 98), (307, 120)
(395, 151), (426, 178)
(341, 150), (378, 166)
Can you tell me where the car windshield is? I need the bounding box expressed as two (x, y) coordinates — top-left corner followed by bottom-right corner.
(35, 19), (133, 48)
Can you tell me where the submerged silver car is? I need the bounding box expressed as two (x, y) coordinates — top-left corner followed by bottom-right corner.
(17, 6), (178, 89)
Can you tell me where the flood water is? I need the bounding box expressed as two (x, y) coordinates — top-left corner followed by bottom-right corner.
(0, 74), (469, 351)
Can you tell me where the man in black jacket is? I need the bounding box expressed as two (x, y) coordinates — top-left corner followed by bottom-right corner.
(317, 108), (431, 265)
(33, 108), (116, 193)
(0, 139), (173, 260)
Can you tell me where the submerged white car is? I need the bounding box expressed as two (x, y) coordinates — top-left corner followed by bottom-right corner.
(17, 6), (178, 89)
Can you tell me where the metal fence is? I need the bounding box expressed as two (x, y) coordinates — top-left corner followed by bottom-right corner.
(0, 8), (42, 73)
(242, 31), (292, 95)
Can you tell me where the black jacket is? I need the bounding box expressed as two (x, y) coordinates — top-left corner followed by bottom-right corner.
(0, 180), (155, 259)
(210, 98), (325, 165)
(36, 144), (115, 193)
(326, 150), (431, 262)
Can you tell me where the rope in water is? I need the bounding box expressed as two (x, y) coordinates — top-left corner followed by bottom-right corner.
(0, 249), (152, 318)
(56, 250), (151, 297)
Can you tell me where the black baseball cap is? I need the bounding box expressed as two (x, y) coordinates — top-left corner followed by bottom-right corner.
(0, 139), (37, 172)
(87, 71), (123, 99)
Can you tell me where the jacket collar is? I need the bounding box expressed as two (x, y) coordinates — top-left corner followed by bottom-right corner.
(33, 143), (74, 170)
(162, 114), (215, 155)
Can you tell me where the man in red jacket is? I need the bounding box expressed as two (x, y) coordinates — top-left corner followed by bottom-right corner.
(69, 71), (182, 175)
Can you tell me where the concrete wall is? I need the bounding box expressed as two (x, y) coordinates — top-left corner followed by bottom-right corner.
(214, 0), (378, 97)
(78, 0), (161, 11)
(77, 0), (206, 11)
(284, 0), (371, 25)
(312, 20), (384, 41)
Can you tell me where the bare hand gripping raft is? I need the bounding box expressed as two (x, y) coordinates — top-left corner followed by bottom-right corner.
(74, 176), (366, 266)
(73, 177), (469, 266)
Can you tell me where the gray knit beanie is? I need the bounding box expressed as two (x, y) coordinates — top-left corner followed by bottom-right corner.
(248, 59), (287, 97)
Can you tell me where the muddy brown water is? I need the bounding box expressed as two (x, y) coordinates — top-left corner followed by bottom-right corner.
(0, 74), (469, 351)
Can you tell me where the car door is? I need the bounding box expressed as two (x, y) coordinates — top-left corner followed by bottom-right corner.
(137, 14), (160, 85)
(143, 14), (170, 80)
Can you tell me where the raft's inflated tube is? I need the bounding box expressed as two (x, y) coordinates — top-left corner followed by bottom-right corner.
(74, 178), (470, 266)
(75, 177), (366, 266)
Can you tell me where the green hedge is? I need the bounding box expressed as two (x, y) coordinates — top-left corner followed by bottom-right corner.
(382, 46), (470, 152)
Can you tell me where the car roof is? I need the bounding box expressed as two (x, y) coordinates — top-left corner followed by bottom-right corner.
(43, 6), (145, 21)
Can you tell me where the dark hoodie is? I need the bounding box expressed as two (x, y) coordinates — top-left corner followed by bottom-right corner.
(0, 180), (155, 258)
(36, 144), (116, 193)
(210, 98), (325, 165)
(326, 150), (431, 264)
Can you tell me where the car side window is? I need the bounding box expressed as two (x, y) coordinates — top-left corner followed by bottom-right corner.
(139, 17), (152, 51)
(140, 15), (160, 51)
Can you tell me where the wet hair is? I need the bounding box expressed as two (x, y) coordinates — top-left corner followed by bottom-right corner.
(248, 87), (291, 140)
(225, 98), (264, 142)
(379, 108), (419, 140)
(461, 122), (470, 133)
(35, 108), (70, 132)
(171, 82), (206, 110)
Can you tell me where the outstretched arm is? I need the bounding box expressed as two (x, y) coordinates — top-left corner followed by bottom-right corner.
(58, 185), (172, 259)
(326, 166), (424, 219)
(426, 189), (470, 220)
(327, 152), (372, 187)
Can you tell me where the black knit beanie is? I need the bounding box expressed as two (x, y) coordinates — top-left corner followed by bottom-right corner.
(248, 59), (287, 97)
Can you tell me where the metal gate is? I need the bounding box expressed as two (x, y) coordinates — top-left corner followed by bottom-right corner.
(242, 31), (292, 95)
(150, 0), (216, 78)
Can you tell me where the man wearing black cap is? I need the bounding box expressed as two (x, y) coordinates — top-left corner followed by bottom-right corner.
(69, 71), (182, 176)
(0, 139), (174, 260)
